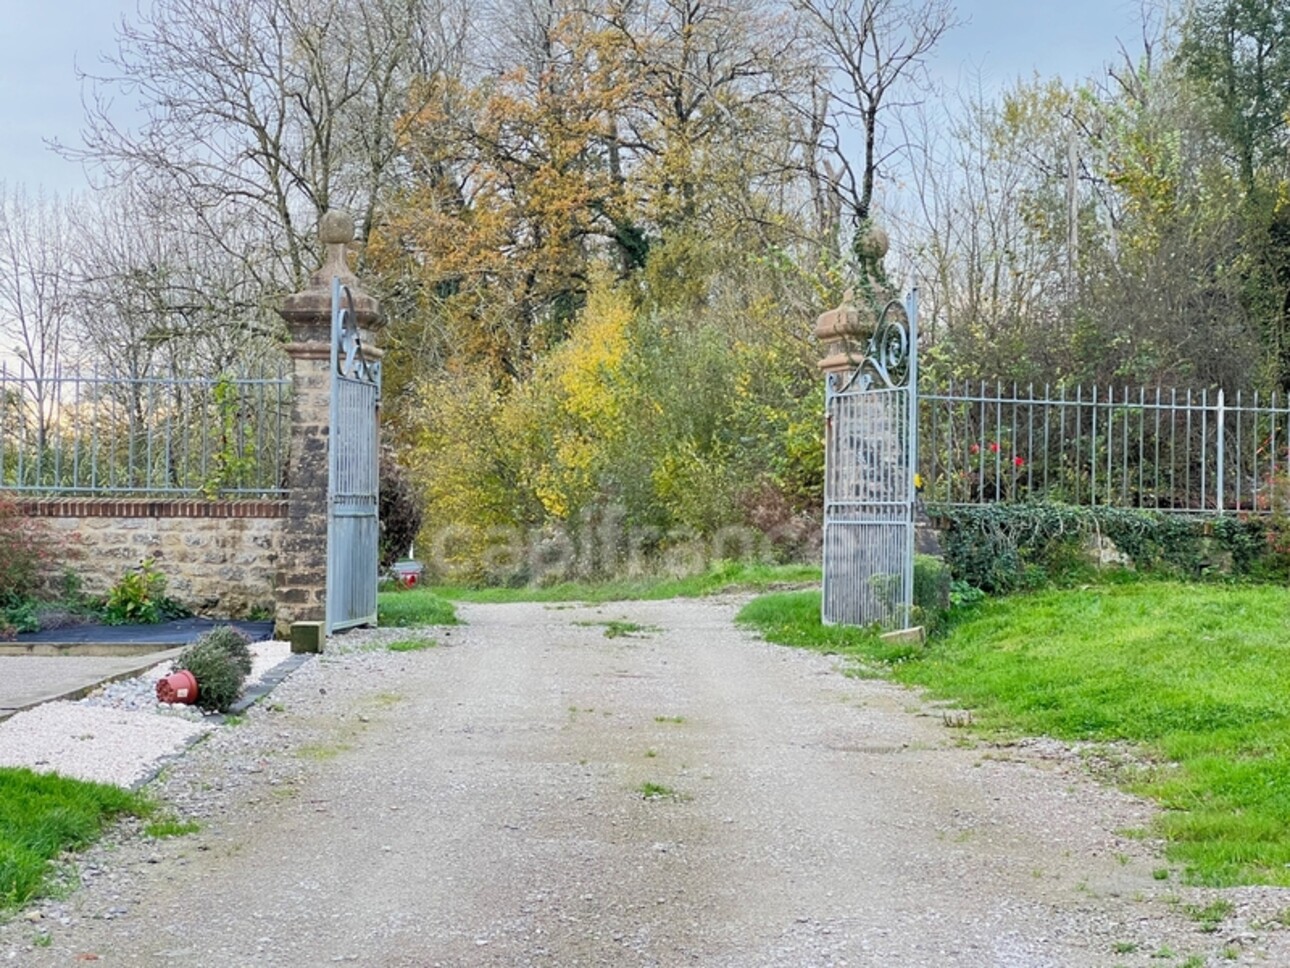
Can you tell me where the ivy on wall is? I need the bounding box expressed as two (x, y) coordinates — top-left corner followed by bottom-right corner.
(929, 502), (1290, 593)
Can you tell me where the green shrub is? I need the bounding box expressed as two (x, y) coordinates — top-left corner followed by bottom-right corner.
(192, 625), (253, 676)
(0, 496), (52, 609)
(174, 626), (253, 712)
(103, 559), (189, 625)
(912, 554), (952, 634)
(930, 503), (1290, 592)
(379, 449), (424, 569)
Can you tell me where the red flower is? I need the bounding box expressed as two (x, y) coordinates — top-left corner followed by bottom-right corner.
(988, 441), (1000, 454)
(969, 443), (980, 455)
(1013, 455), (1025, 468)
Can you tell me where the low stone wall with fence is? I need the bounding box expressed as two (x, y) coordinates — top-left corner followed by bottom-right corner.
(3, 211), (385, 639)
(18, 499), (286, 618)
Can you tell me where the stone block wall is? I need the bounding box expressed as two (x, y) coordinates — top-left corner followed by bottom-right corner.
(19, 499), (286, 618)
(273, 347), (332, 636)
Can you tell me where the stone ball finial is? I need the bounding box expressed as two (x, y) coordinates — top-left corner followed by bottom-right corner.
(854, 222), (889, 264)
(320, 210), (355, 245)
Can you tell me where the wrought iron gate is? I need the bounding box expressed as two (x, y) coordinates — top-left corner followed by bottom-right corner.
(822, 290), (918, 629)
(327, 276), (381, 634)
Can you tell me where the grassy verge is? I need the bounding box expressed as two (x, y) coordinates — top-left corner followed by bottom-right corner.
(376, 590), (459, 627)
(737, 581), (1290, 887)
(431, 561), (820, 604)
(0, 767), (149, 908)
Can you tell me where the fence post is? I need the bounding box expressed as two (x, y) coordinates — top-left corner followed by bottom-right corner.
(272, 211), (382, 639)
(1216, 388), (1225, 512)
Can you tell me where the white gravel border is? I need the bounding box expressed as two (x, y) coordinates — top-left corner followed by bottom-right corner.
(0, 641), (296, 789)
(0, 703), (211, 788)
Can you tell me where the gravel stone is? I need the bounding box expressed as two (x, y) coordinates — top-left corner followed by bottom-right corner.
(4, 599), (1290, 967)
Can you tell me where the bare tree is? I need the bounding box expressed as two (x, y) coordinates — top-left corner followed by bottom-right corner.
(0, 185), (79, 454)
(791, 0), (959, 259)
(63, 0), (469, 291)
(70, 183), (286, 380)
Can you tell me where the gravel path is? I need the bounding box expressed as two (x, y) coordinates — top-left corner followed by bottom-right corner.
(5, 598), (1290, 966)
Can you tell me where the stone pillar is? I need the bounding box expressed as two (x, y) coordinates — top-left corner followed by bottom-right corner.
(813, 224), (890, 373)
(273, 211), (382, 639)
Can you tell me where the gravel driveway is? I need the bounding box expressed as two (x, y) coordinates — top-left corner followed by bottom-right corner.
(6, 597), (1290, 967)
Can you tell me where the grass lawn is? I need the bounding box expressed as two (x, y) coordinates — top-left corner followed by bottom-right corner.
(376, 590), (460, 627)
(738, 580), (1290, 887)
(0, 767), (149, 908)
(430, 561), (821, 605)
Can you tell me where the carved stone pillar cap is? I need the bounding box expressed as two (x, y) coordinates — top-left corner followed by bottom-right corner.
(814, 289), (874, 342)
(278, 209), (382, 342)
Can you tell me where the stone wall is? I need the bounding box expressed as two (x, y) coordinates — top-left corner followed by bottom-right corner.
(273, 347), (333, 635)
(19, 499), (286, 618)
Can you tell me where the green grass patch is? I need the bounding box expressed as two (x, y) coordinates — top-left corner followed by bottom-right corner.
(376, 589), (459, 627)
(637, 781), (687, 801)
(144, 818), (201, 838)
(735, 590), (921, 669)
(738, 581), (1290, 887)
(0, 767), (149, 908)
(431, 561), (820, 604)
(1183, 898), (1233, 932)
(387, 637), (436, 652)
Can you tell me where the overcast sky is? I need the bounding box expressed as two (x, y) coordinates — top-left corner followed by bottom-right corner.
(0, 0), (1149, 195)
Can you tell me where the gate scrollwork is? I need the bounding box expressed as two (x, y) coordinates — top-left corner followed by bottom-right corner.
(830, 298), (910, 394)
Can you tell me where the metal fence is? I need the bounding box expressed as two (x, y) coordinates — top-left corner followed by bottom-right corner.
(920, 381), (1290, 512)
(0, 362), (291, 497)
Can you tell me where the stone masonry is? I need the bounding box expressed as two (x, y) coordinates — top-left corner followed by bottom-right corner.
(21, 499), (283, 618)
(273, 211), (382, 638)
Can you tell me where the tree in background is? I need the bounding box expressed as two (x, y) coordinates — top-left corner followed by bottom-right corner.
(22, 0), (1290, 579)
(1180, 0), (1290, 390)
(66, 0), (468, 291)
(0, 186), (79, 460)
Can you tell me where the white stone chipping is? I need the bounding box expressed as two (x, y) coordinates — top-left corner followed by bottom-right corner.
(0, 640), (294, 788)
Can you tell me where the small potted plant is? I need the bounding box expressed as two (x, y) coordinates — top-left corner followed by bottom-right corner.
(157, 626), (254, 712)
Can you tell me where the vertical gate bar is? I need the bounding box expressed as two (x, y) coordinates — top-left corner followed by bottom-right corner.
(905, 288), (918, 629)
(327, 276), (342, 634)
(821, 374), (834, 624)
(1105, 387), (1113, 504)
(1121, 386), (1129, 505)
(1053, 385), (1062, 500)
(978, 381), (986, 501)
(1010, 382), (1018, 497)
(1272, 394), (1279, 480)
(1201, 388), (1209, 510)
(1187, 389), (1195, 508)
(71, 373), (81, 489)
(1074, 385), (1083, 504)
(1091, 385), (1099, 504)
(1216, 388), (1225, 512)
(53, 371), (63, 489)
(945, 382), (954, 503)
(994, 381), (1002, 501)
(1138, 387), (1146, 508)
(1249, 391), (1257, 510)
(1026, 384), (1034, 496)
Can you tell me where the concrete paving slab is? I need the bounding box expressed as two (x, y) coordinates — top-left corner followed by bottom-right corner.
(0, 650), (181, 721)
